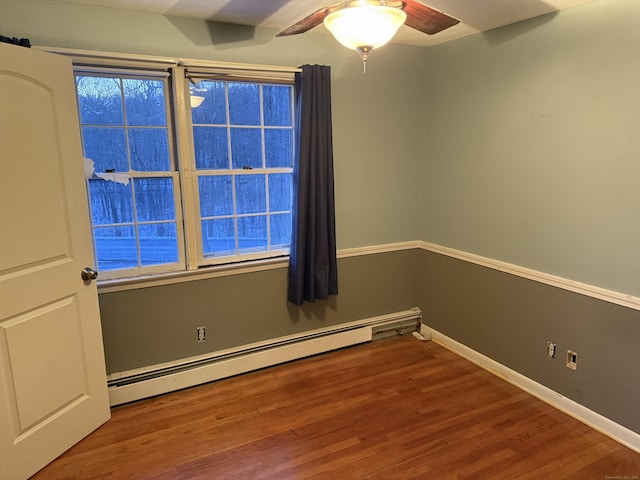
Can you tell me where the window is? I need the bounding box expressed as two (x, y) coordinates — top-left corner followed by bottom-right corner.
(191, 80), (294, 263)
(74, 61), (295, 280)
(76, 73), (184, 276)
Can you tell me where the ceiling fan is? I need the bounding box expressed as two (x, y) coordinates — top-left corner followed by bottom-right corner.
(276, 0), (460, 71)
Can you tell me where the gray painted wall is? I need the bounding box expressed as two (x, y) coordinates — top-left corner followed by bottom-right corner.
(420, 0), (640, 297)
(100, 251), (421, 373)
(420, 249), (640, 435)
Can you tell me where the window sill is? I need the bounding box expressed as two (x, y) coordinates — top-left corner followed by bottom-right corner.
(97, 256), (290, 294)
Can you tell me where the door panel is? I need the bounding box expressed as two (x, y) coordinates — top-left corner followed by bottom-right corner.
(1, 72), (68, 272)
(3, 297), (86, 430)
(0, 43), (110, 480)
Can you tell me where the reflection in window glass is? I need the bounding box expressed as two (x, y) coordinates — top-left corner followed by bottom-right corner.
(191, 81), (227, 125)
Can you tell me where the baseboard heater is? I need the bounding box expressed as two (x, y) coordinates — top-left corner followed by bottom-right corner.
(107, 307), (423, 406)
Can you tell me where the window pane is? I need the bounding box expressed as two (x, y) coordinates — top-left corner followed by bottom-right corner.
(265, 129), (292, 168)
(94, 225), (137, 271)
(235, 175), (266, 214)
(263, 85), (291, 126)
(238, 216), (267, 252)
(76, 76), (123, 125)
(268, 173), (292, 212)
(194, 126), (229, 170)
(129, 128), (170, 171)
(82, 127), (128, 172)
(270, 213), (291, 248)
(123, 79), (167, 126)
(88, 179), (133, 225)
(228, 82), (260, 125)
(198, 175), (234, 217)
(139, 223), (179, 265)
(231, 128), (262, 169)
(134, 178), (175, 221)
(201, 218), (235, 256)
(191, 81), (227, 125)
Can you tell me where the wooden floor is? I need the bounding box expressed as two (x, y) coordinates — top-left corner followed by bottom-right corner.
(34, 336), (639, 479)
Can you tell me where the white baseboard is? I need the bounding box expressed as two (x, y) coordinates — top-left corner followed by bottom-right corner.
(426, 326), (640, 454)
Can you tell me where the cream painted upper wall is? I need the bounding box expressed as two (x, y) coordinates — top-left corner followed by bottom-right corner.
(420, 0), (640, 297)
(0, 0), (425, 250)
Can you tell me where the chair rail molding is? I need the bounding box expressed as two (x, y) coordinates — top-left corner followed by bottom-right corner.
(418, 241), (640, 312)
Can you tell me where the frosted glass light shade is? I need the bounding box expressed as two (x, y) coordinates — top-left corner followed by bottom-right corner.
(324, 5), (406, 50)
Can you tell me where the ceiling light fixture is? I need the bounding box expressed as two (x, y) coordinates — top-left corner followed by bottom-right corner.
(186, 71), (205, 108)
(190, 95), (205, 108)
(323, 1), (406, 73)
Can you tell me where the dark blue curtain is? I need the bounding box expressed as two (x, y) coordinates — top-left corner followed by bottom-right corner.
(287, 65), (338, 305)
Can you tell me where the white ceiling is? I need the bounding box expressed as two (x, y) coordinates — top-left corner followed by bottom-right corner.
(62, 0), (594, 47)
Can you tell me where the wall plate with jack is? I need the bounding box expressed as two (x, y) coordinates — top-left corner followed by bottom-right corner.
(547, 342), (557, 358)
(197, 326), (206, 343)
(566, 350), (577, 370)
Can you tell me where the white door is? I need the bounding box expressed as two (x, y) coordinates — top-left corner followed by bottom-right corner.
(0, 43), (110, 479)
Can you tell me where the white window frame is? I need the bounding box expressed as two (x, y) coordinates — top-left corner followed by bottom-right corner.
(43, 47), (299, 281)
(176, 68), (295, 268)
(76, 67), (187, 280)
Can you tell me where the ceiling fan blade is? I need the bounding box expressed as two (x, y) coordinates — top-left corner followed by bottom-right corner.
(402, 0), (460, 35)
(276, 3), (344, 37)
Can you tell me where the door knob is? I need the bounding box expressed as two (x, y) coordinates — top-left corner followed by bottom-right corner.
(81, 267), (98, 282)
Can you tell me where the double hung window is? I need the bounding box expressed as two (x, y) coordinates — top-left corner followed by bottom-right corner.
(77, 73), (183, 276)
(191, 79), (294, 262)
(73, 58), (296, 280)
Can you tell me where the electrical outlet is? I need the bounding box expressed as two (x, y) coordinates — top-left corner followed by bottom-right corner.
(197, 326), (206, 343)
(566, 350), (577, 370)
(547, 342), (557, 358)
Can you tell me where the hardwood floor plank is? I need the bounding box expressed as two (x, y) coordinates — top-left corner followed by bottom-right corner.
(32, 336), (639, 479)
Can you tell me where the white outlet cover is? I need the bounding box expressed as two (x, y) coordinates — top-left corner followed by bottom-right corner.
(566, 350), (577, 370)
